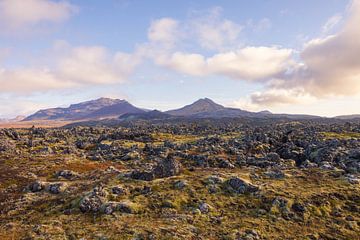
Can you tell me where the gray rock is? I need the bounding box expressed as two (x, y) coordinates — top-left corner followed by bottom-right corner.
(29, 181), (45, 192)
(198, 202), (211, 214)
(225, 177), (259, 194)
(56, 170), (79, 180)
(112, 186), (127, 195)
(153, 156), (181, 178)
(47, 182), (66, 194)
(79, 195), (104, 213)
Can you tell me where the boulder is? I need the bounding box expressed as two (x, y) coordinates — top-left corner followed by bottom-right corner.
(153, 156), (181, 178)
(225, 177), (259, 194)
(29, 180), (46, 192)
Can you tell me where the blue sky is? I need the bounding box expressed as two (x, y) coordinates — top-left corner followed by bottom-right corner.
(0, 0), (359, 118)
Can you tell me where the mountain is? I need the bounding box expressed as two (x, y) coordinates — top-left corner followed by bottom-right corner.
(0, 116), (26, 123)
(24, 98), (145, 121)
(335, 114), (360, 120)
(166, 98), (224, 116)
(166, 98), (270, 118)
(119, 110), (173, 121)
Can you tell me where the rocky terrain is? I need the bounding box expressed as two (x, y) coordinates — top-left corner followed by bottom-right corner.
(0, 118), (359, 239)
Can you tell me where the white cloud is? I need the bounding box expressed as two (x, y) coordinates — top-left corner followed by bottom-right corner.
(155, 46), (294, 81)
(247, 18), (272, 32)
(190, 7), (243, 51)
(275, 0), (360, 98)
(249, 89), (315, 106)
(322, 14), (342, 34)
(0, 0), (77, 32)
(148, 18), (179, 47)
(236, 0), (360, 107)
(0, 42), (141, 94)
(207, 47), (293, 80)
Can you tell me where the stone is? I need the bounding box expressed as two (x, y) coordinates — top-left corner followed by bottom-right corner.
(29, 180), (46, 192)
(153, 156), (181, 178)
(79, 195), (103, 213)
(198, 202), (211, 214)
(47, 183), (66, 194)
(225, 177), (259, 194)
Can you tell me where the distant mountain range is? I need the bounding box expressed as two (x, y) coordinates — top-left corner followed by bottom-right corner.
(19, 97), (360, 122)
(164, 98), (270, 118)
(334, 114), (360, 120)
(24, 98), (145, 121)
(0, 116), (26, 123)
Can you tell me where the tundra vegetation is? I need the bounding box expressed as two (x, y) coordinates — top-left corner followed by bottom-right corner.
(0, 118), (359, 239)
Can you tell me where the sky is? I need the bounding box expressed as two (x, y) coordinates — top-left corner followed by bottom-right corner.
(0, 0), (359, 118)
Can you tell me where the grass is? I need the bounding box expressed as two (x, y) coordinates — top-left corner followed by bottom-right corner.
(321, 131), (360, 139)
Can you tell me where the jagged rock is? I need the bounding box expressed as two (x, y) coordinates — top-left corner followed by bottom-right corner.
(225, 177), (259, 194)
(121, 151), (140, 161)
(47, 183), (66, 194)
(101, 202), (117, 215)
(130, 170), (155, 181)
(29, 180), (46, 192)
(79, 195), (104, 213)
(117, 202), (135, 214)
(291, 202), (306, 213)
(112, 186), (127, 195)
(55, 170), (79, 180)
(153, 156), (181, 178)
(173, 180), (187, 189)
(264, 169), (285, 179)
(198, 202), (211, 214)
(218, 158), (235, 168)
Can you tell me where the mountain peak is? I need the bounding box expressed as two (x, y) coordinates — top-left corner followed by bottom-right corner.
(24, 97), (143, 121)
(166, 98), (224, 116)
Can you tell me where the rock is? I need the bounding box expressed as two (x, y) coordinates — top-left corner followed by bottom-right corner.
(79, 186), (106, 213)
(153, 156), (181, 178)
(47, 183), (66, 194)
(121, 151), (140, 161)
(346, 175), (359, 184)
(225, 177), (259, 194)
(236, 229), (260, 240)
(319, 161), (334, 170)
(264, 169), (285, 179)
(173, 180), (187, 190)
(29, 180), (45, 192)
(301, 160), (317, 168)
(266, 152), (281, 161)
(112, 186), (127, 195)
(291, 202), (306, 213)
(130, 170), (155, 181)
(218, 158), (235, 168)
(101, 202), (117, 215)
(117, 202), (135, 214)
(203, 175), (224, 185)
(55, 170), (79, 180)
(198, 202), (211, 214)
(105, 166), (121, 173)
(79, 195), (104, 213)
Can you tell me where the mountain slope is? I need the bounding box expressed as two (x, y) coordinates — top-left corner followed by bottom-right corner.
(335, 114), (360, 120)
(119, 110), (173, 121)
(166, 98), (225, 116)
(24, 98), (145, 121)
(166, 98), (269, 118)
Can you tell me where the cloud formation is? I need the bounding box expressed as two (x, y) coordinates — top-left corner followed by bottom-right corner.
(155, 47), (293, 81)
(190, 7), (243, 51)
(268, 0), (360, 99)
(0, 0), (77, 32)
(0, 42), (140, 93)
(231, 0), (360, 107)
